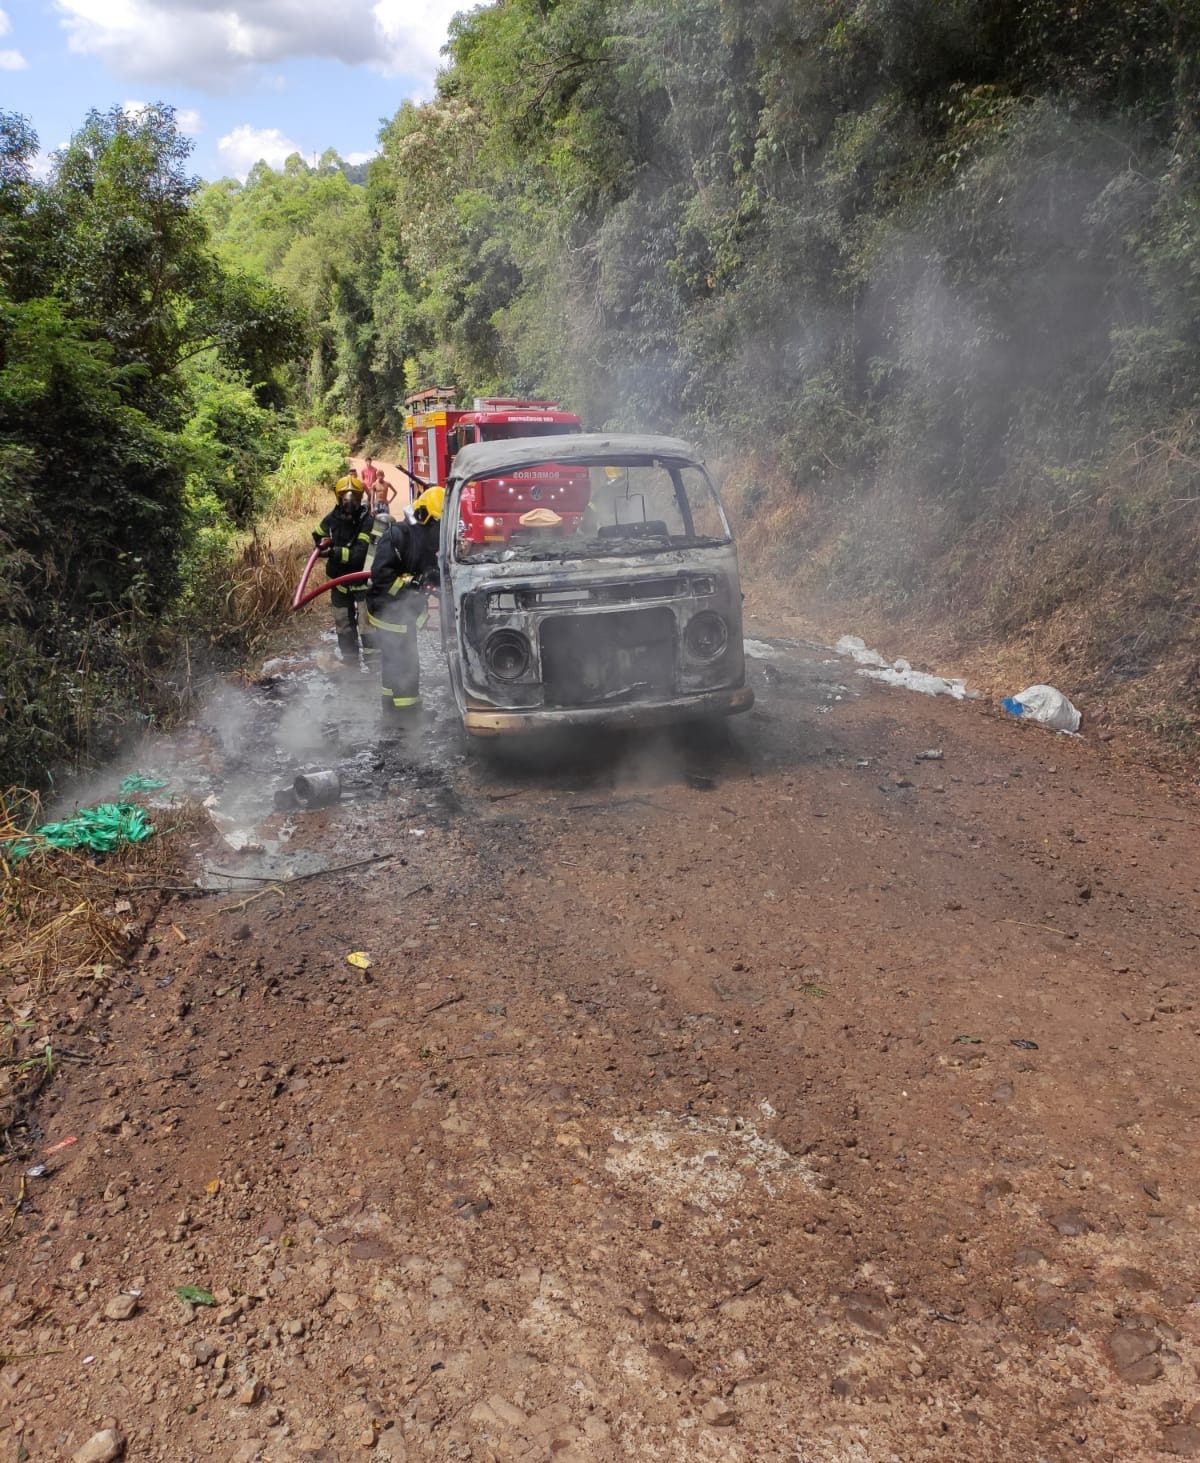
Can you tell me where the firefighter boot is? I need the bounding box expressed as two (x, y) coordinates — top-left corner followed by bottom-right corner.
(380, 693), (421, 725)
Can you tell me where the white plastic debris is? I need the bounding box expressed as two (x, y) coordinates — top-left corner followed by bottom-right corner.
(1001, 685), (1081, 733)
(835, 636), (976, 700)
(742, 639), (779, 660)
(835, 635), (889, 668)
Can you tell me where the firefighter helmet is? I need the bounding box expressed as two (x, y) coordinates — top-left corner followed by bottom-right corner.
(333, 473), (366, 497)
(518, 508), (562, 529)
(412, 487), (446, 523)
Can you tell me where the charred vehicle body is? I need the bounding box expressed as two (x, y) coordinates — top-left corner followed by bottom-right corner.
(438, 434), (754, 735)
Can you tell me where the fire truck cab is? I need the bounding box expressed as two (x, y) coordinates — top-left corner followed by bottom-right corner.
(403, 389), (583, 545)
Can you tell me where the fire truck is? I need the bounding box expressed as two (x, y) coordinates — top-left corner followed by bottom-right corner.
(402, 389), (584, 545)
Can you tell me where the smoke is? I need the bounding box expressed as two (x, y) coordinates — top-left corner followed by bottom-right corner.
(859, 105), (1158, 505)
(46, 636), (388, 857)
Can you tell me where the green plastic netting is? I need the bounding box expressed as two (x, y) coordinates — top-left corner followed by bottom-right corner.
(4, 802), (156, 862)
(118, 773), (168, 794)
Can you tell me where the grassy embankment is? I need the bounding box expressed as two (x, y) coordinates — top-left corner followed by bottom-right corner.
(722, 425), (1200, 754)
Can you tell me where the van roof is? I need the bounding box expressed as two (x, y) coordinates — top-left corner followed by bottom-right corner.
(449, 432), (701, 482)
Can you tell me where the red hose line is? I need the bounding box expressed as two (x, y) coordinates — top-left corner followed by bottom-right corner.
(291, 570), (372, 612)
(291, 546), (323, 610)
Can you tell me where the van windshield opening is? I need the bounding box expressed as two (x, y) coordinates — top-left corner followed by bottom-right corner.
(455, 460), (731, 563)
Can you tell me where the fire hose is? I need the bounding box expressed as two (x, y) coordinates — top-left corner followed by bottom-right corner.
(291, 536), (375, 611)
(291, 546), (323, 609)
(291, 546), (436, 613)
(290, 567), (372, 612)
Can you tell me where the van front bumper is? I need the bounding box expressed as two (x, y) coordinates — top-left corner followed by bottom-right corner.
(462, 684), (754, 737)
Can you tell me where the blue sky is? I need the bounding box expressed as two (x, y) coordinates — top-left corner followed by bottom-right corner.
(0, 0), (467, 180)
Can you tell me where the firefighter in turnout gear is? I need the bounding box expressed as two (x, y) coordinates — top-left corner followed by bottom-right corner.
(314, 475), (374, 662)
(367, 486), (443, 719)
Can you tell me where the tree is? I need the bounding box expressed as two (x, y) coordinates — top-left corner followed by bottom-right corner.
(0, 104), (309, 787)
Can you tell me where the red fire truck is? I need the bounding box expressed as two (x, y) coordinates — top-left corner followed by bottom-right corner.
(403, 389), (584, 545)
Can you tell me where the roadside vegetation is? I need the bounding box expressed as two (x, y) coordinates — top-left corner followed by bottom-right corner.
(0, 106), (347, 789)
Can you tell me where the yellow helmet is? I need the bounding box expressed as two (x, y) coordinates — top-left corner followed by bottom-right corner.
(412, 486), (445, 523)
(333, 473), (365, 497)
(519, 508), (562, 528)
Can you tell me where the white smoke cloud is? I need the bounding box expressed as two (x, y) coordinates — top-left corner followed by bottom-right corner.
(54, 0), (463, 89)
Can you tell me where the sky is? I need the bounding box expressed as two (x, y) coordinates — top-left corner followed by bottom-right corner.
(0, 0), (468, 180)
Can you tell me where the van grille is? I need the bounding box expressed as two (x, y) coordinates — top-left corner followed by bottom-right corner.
(490, 575), (695, 613)
(540, 609), (676, 707)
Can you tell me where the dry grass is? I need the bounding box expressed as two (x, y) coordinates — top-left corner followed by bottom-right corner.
(195, 524), (315, 655)
(268, 476), (326, 522)
(219, 534), (298, 645)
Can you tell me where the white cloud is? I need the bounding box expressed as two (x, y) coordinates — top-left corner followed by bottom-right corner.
(0, 48), (26, 69)
(345, 150), (376, 166)
(217, 123), (302, 179)
(0, 8), (10, 36)
(54, 0), (465, 90)
(372, 0), (461, 78)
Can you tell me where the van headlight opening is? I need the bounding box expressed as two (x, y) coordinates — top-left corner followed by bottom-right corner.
(485, 629), (531, 681)
(685, 611), (729, 661)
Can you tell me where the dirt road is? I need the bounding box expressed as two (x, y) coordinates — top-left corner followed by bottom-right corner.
(5, 614), (1200, 1462)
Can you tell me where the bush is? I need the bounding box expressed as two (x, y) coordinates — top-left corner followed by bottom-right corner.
(266, 426), (349, 518)
(182, 371), (289, 530)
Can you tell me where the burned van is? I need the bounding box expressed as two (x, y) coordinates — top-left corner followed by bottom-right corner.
(438, 433), (754, 735)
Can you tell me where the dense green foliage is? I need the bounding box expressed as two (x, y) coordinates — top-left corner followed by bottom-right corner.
(266, 426), (350, 515)
(205, 1), (1199, 471)
(197, 153), (397, 441)
(0, 105), (306, 787)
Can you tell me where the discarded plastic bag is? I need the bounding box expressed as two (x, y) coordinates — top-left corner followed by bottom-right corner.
(4, 803), (155, 862)
(175, 1285), (216, 1306)
(1000, 685), (1081, 733)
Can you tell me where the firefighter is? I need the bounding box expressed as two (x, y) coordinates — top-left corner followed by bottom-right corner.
(314, 475), (374, 662)
(366, 486), (443, 720)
